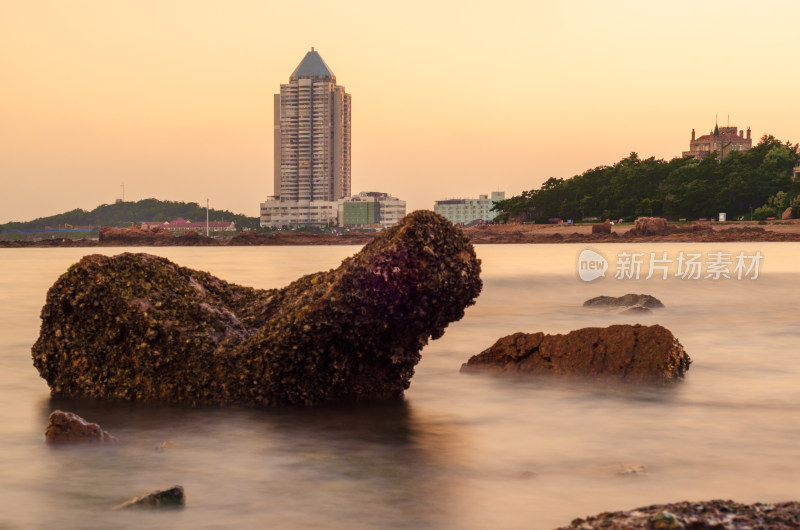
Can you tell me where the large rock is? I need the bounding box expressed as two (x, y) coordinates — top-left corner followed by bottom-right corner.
(32, 211), (482, 406)
(632, 217), (668, 236)
(583, 293), (664, 309)
(45, 410), (117, 444)
(558, 499), (800, 529)
(461, 324), (690, 382)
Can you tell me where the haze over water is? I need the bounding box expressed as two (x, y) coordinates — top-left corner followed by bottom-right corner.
(1, 243), (799, 529)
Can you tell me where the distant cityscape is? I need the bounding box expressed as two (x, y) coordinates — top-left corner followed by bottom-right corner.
(260, 49), (506, 230)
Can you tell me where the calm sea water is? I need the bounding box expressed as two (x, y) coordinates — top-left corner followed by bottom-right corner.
(1, 243), (799, 529)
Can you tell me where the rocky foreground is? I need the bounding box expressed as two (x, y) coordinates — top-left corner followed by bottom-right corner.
(461, 324), (690, 382)
(558, 499), (800, 529)
(32, 211), (482, 406)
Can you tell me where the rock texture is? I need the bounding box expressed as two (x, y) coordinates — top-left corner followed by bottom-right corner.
(583, 294), (664, 309)
(591, 220), (612, 234)
(99, 226), (215, 246)
(558, 499), (800, 529)
(632, 217), (668, 236)
(45, 410), (117, 444)
(113, 486), (185, 510)
(461, 324), (690, 382)
(32, 211), (482, 406)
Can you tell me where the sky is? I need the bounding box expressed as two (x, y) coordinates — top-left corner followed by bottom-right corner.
(1, 0), (798, 223)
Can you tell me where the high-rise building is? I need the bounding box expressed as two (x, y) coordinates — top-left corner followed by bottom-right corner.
(262, 48), (351, 228)
(275, 48), (351, 202)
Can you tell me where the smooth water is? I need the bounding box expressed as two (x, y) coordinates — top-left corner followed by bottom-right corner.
(1, 243), (799, 529)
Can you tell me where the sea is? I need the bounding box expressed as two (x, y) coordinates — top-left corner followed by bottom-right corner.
(1, 242), (799, 529)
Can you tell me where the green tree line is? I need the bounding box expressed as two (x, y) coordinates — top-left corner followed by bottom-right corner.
(494, 135), (799, 222)
(0, 199), (259, 232)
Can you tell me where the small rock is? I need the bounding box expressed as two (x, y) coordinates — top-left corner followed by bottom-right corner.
(592, 221), (612, 234)
(112, 485), (185, 510)
(617, 464), (647, 476)
(631, 217), (668, 236)
(155, 440), (180, 452)
(620, 305), (651, 314)
(45, 410), (117, 444)
(782, 207), (794, 220)
(583, 294), (664, 309)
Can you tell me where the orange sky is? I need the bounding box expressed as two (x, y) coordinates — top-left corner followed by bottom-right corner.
(1, 0), (798, 223)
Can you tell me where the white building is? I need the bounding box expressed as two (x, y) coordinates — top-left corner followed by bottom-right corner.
(260, 198), (337, 228)
(433, 192), (505, 225)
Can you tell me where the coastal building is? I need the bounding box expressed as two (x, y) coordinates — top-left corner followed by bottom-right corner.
(261, 48), (351, 228)
(682, 124), (752, 160)
(434, 192), (505, 225)
(794, 157), (800, 181)
(139, 218), (236, 233)
(337, 192), (406, 229)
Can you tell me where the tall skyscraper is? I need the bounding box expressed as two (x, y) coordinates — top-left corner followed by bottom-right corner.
(274, 48), (351, 202)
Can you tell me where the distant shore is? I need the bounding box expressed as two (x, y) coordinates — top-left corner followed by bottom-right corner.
(3, 220), (800, 248)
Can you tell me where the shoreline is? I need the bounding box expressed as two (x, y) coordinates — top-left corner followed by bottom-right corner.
(4, 220), (800, 247)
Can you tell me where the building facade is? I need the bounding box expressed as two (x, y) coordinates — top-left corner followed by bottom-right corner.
(337, 192), (406, 229)
(682, 124), (752, 160)
(434, 191), (505, 225)
(262, 48), (351, 228)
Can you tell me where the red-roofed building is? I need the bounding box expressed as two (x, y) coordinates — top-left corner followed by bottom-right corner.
(683, 124), (752, 160)
(139, 218), (236, 234)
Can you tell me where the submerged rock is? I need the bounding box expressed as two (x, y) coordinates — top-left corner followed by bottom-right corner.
(45, 410), (117, 444)
(461, 324), (690, 382)
(112, 486), (185, 510)
(32, 211), (482, 406)
(583, 293), (664, 309)
(558, 499), (800, 529)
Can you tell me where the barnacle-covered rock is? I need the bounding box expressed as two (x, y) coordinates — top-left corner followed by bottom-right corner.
(32, 211), (482, 406)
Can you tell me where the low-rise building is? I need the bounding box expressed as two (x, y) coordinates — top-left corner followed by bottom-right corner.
(337, 192), (406, 229)
(259, 198), (338, 228)
(433, 191), (505, 225)
(682, 124), (752, 160)
(140, 218), (236, 233)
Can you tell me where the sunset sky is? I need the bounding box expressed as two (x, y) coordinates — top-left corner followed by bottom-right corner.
(2, 0), (798, 223)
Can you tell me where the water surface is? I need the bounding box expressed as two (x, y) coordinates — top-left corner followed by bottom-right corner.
(1, 243), (799, 529)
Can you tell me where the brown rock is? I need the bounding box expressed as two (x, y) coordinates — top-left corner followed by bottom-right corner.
(692, 222), (713, 233)
(591, 221), (611, 234)
(632, 217), (668, 236)
(112, 486), (185, 510)
(33, 211), (482, 407)
(782, 207), (794, 220)
(583, 294), (664, 309)
(45, 410), (117, 444)
(558, 499), (800, 529)
(461, 324), (690, 382)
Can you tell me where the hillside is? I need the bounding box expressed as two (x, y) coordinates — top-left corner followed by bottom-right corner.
(495, 135), (799, 223)
(0, 199), (259, 232)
